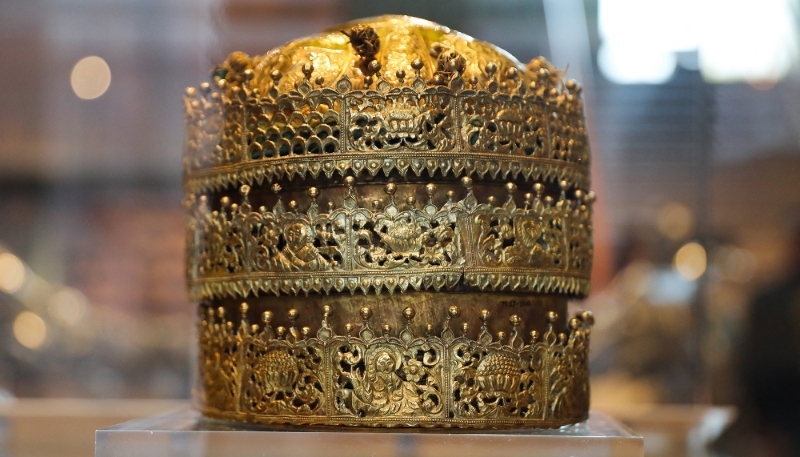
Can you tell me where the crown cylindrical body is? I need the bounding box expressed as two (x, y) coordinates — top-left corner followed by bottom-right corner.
(184, 15), (594, 428)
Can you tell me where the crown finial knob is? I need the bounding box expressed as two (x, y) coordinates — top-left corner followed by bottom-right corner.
(302, 63), (314, 79)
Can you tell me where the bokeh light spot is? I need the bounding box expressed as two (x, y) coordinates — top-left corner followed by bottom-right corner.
(674, 242), (707, 281)
(13, 311), (47, 350)
(48, 287), (89, 326)
(70, 56), (111, 100)
(0, 252), (27, 294)
(656, 202), (694, 241)
(714, 246), (757, 283)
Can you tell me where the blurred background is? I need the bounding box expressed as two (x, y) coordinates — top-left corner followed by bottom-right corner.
(1, 0), (799, 455)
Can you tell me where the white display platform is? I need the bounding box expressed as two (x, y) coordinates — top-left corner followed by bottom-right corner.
(95, 408), (643, 457)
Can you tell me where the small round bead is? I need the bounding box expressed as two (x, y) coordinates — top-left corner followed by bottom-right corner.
(385, 182), (397, 195)
(240, 302), (248, 313)
(344, 176), (355, 187)
(287, 308), (298, 320)
(360, 307), (372, 320)
(547, 311), (558, 323)
(480, 309), (491, 321)
(368, 60), (381, 73)
(403, 307), (416, 320)
(566, 79), (578, 91)
(308, 187), (319, 198)
(448, 305), (461, 319)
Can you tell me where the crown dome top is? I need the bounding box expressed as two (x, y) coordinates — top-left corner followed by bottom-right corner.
(216, 15), (560, 94)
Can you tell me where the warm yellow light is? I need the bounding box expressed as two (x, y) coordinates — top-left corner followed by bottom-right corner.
(674, 242), (707, 280)
(0, 252), (27, 294)
(13, 311), (47, 350)
(47, 287), (88, 326)
(70, 56), (111, 100)
(656, 202), (694, 241)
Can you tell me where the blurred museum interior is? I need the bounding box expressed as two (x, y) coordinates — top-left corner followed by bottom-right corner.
(0, 0), (799, 455)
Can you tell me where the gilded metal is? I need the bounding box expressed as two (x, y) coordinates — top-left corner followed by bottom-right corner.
(198, 300), (593, 428)
(186, 178), (593, 301)
(184, 15), (596, 429)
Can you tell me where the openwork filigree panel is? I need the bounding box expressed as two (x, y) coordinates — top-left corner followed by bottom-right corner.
(186, 179), (593, 301)
(198, 302), (592, 428)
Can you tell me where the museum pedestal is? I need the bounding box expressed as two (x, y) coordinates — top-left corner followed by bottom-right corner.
(95, 408), (643, 457)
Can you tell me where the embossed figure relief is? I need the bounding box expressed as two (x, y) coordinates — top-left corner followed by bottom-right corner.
(186, 16), (597, 430)
(182, 50), (591, 194)
(198, 303), (593, 427)
(186, 178), (593, 301)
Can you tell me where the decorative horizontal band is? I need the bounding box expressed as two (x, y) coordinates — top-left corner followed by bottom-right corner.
(189, 271), (590, 301)
(197, 303), (592, 428)
(186, 179), (593, 300)
(183, 70), (589, 193)
(183, 153), (590, 194)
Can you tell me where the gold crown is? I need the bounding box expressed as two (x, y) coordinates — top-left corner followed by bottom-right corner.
(184, 15), (595, 428)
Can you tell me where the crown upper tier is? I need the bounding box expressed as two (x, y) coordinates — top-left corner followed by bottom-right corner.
(183, 15), (593, 300)
(183, 15), (589, 194)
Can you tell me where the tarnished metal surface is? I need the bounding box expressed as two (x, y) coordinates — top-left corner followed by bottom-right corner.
(184, 15), (595, 428)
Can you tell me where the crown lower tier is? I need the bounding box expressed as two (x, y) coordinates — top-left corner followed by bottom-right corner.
(197, 292), (591, 428)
